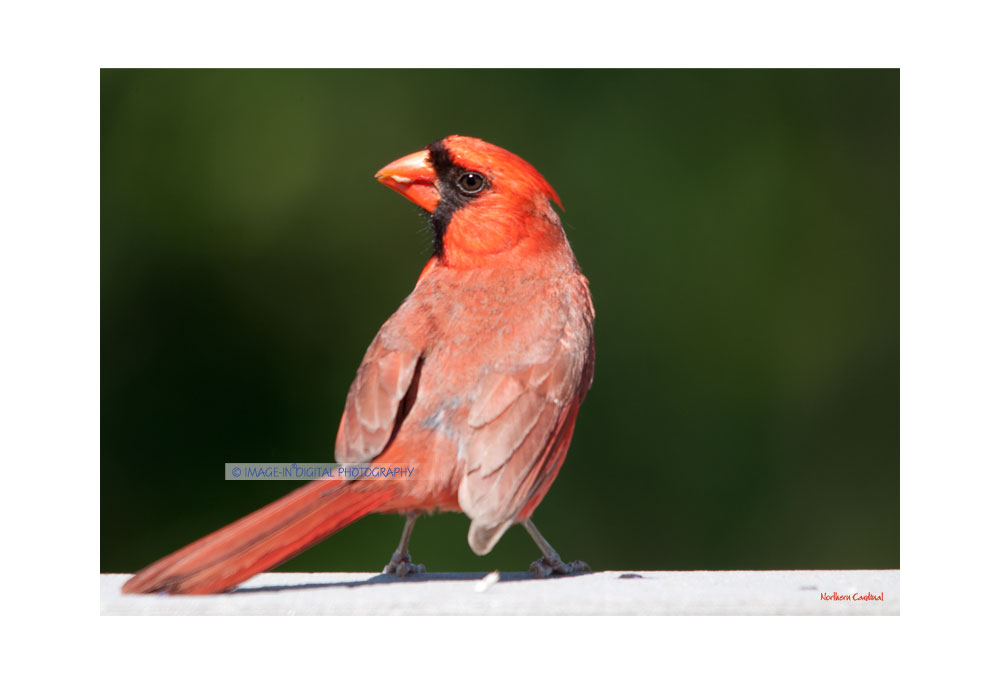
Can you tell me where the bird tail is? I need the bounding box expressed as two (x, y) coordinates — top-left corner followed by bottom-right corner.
(121, 478), (399, 595)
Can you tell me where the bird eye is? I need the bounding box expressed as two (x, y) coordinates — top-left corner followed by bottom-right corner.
(456, 172), (486, 195)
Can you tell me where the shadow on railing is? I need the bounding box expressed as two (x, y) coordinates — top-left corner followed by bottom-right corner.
(231, 570), (593, 594)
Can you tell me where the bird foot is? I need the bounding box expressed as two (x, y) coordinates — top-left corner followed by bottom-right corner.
(383, 551), (426, 577)
(529, 554), (591, 578)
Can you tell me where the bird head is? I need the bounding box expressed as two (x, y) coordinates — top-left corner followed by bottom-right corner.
(375, 136), (566, 267)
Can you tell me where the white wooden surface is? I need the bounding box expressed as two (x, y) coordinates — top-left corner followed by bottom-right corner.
(101, 569), (899, 615)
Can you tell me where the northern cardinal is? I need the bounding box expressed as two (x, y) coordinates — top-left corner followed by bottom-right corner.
(122, 135), (595, 594)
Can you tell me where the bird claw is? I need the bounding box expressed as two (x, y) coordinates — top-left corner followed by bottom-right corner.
(529, 554), (591, 578)
(383, 551), (426, 578)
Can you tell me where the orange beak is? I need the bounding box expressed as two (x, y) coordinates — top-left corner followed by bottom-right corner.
(375, 149), (440, 213)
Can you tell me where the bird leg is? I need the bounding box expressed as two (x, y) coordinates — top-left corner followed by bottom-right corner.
(383, 511), (426, 577)
(523, 519), (591, 578)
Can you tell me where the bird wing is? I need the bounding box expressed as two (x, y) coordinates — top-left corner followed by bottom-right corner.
(335, 320), (423, 464)
(458, 274), (595, 553)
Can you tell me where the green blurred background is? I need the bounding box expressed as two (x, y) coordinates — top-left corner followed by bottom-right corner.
(101, 69), (899, 573)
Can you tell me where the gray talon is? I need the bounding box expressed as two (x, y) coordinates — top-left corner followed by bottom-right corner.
(383, 550), (426, 577)
(529, 554), (591, 578)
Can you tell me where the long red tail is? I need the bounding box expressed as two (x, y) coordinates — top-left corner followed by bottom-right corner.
(121, 478), (399, 594)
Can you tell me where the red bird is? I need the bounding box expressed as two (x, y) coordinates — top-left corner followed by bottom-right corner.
(122, 135), (595, 594)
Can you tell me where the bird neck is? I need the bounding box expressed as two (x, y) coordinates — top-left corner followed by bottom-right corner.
(437, 200), (571, 271)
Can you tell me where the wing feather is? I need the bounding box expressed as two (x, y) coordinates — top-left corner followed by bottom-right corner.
(335, 332), (422, 464)
(458, 275), (595, 553)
